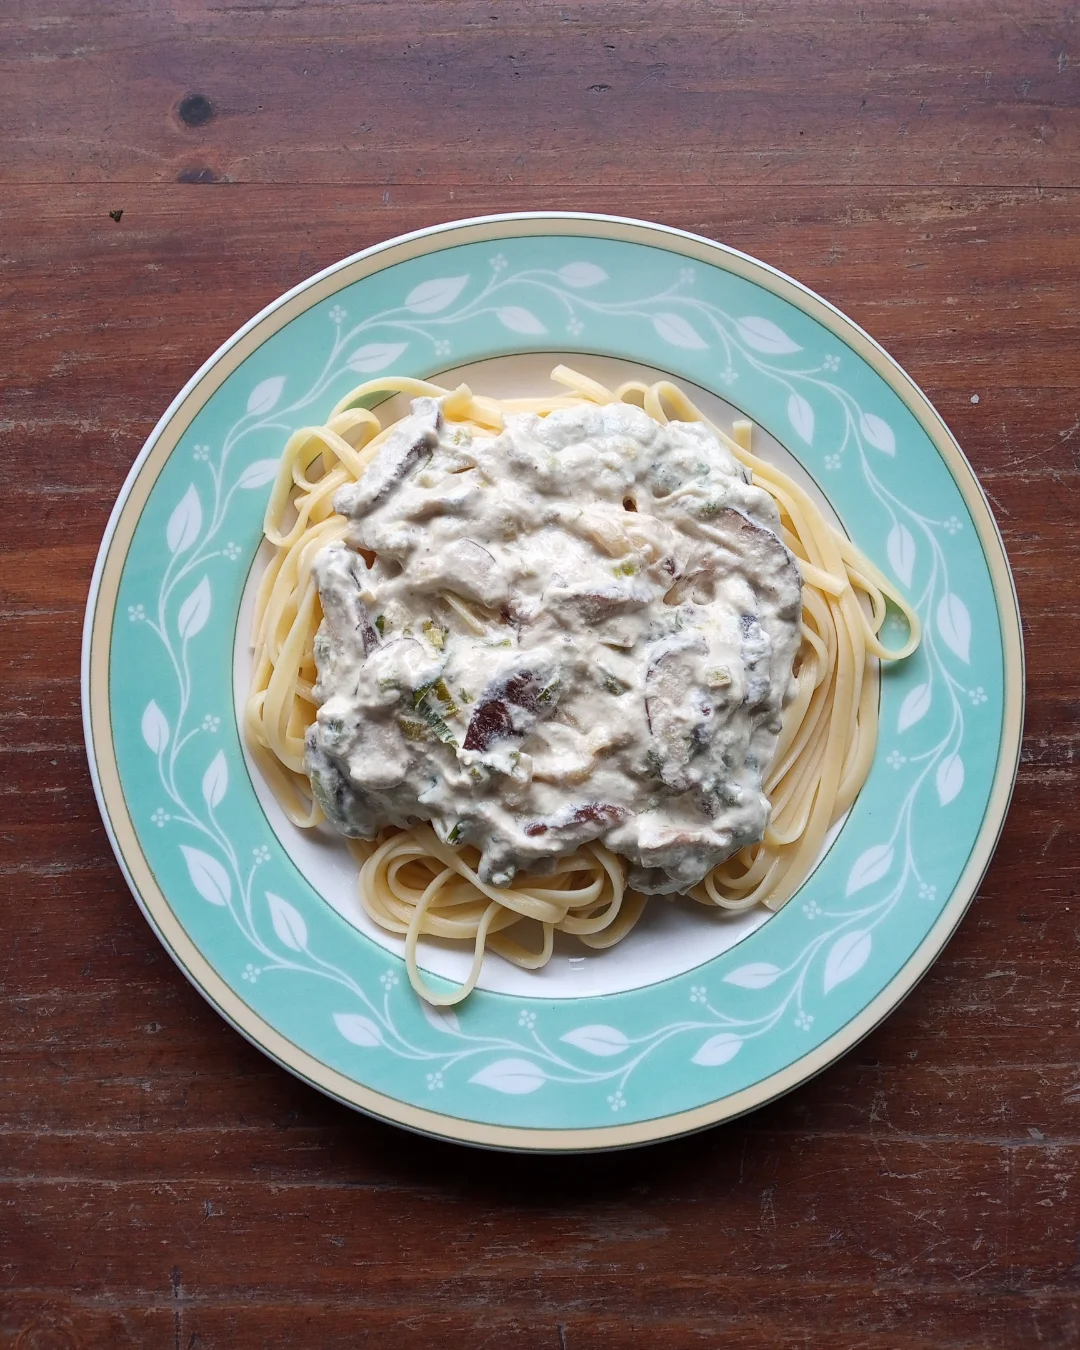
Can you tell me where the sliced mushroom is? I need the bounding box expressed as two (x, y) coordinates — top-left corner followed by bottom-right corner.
(334, 398), (442, 517)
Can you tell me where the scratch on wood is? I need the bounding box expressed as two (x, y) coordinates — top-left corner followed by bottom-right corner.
(171, 1265), (182, 1350)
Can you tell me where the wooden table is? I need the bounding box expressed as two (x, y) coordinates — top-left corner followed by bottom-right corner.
(3, 4), (1077, 1346)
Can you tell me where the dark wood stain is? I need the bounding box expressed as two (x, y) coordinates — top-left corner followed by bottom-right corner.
(176, 167), (218, 184)
(2, 2), (1079, 1347)
(177, 93), (214, 128)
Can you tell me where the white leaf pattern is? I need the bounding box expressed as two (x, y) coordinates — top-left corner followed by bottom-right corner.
(180, 845), (230, 907)
(166, 485), (202, 555)
(823, 930), (872, 994)
(846, 843), (893, 896)
(420, 1001), (461, 1034)
(404, 276), (468, 314)
(201, 751), (228, 811)
(560, 1025), (630, 1057)
(140, 700), (169, 754)
(469, 1058), (547, 1094)
(557, 262), (608, 288)
(936, 753), (965, 805)
(897, 682), (932, 733)
(495, 306), (547, 335)
(236, 459), (280, 489)
(691, 1033), (743, 1066)
(176, 577), (211, 640)
(861, 412), (897, 456)
(652, 312), (708, 349)
(936, 593), (971, 663)
(334, 1012), (383, 1047)
(247, 376), (285, 416)
(787, 391), (815, 445)
(347, 341), (408, 373)
(267, 892), (308, 952)
(887, 522), (916, 587)
(723, 962), (782, 990)
(735, 315), (801, 354)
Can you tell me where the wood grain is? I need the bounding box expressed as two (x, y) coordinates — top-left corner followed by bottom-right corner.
(2, 3), (1079, 1347)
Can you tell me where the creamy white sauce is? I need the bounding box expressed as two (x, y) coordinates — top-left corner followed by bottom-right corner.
(308, 397), (802, 893)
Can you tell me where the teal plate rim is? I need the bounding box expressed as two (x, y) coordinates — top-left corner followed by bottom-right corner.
(82, 212), (1024, 1152)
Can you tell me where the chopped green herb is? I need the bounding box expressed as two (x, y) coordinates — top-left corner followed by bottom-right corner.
(433, 678), (459, 717)
(398, 715), (429, 742)
(446, 822), (463, 845)
(411, 683), (459, 745)
(612, 559), (639, 577)
(374, 615), (386, 636)
(458, 688), (474, 704)
(601, 670), (629, 696)
(537, 676), (561, 704)
(422, 709), (457, 745)
(422, 618), (447, 650)
(309, 769), (336, 816)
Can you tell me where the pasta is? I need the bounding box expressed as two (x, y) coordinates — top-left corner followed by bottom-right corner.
(245, 367), (920, 1004)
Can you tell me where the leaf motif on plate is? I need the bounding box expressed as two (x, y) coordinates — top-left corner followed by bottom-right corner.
(823, 929), (872, 994)
(201, 750), (228, 811)
(734, 315), (801, 354)
(936, 752), (965, 806)
(236, 459), (280, 489)
(180, 845), (230, 907)
(267, 891), (308, 952)
(166, 485), (202, 555)
(247, 376), (285, 416)
(787, 391), (815, 445)
(723, 962), (782, 989)
(860, 412), (896, 456)
(420, 1001), (461, 1034)
(469, 1058), (547, 1094)
(652, 312), (708, 349)
(897, 681), (931, 733)
(557, 262), (608, 288)
(176, 577), (211, 641)
(333, 1012), (383, 1047)
(141, 700), (169, 754)
(936, 593), (971, 664)
(347, 341), (408, 373)
(404, 276), (468, 314)
(846, 843), (893, 896)
(560, 1025), (630, 1057)
(886, 522), (916, 587)
(691, 1033), (743, 1066)
(495, 306), (547, 335)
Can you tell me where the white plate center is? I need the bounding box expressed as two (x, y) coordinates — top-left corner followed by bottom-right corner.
(233, 353), (845, 999)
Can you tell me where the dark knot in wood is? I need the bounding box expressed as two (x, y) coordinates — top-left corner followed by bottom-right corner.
(178, 93), (213, 127)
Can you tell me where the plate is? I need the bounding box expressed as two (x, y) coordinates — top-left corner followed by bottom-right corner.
(83, 213), (1023, 1151)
